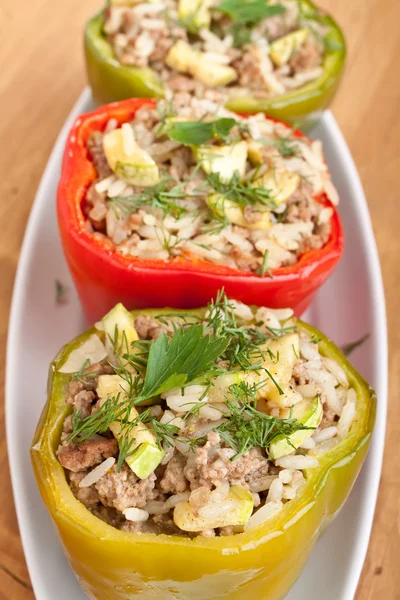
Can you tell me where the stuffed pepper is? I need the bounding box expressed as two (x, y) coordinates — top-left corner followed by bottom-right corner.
(31, 293), (375, 600)
(85, 0), (346, 129)
(57, 97), (343, 322)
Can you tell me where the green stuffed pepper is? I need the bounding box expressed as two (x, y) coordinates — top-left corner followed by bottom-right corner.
(31, 292), (374, 599)
(85, 0), (346, 130)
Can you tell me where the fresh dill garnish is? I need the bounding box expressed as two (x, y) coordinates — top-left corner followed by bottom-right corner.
(109, 175), (204, 219)
(206, 171), (278, 211)
(72, 359), (101, 384)
(259, 135), (299, 158)
(155, 312), (202, 325)
(204, 290), (273, 370)
(214, 400), (310, 460)
(265, 325), (296, 338)
(257, 250), (273, 278)
(165, 118), (237, 146)
(341, 334), (370, 357)
(148, 418), (181, 449)
(215, 0), (286, 26)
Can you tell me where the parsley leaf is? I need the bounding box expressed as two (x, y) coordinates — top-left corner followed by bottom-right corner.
(166, 118), (237, 146)
(215, 0), (286, 26)
(139, 324), (230, 400)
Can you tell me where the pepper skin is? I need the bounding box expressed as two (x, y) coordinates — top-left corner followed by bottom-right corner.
(57, 98), (344, 323)
(84, 0), (346, 131)
(31, 307), (376, 600)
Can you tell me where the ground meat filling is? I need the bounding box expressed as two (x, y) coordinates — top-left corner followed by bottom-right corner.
(83, 98), (338, 274)
(102, 0), (327, 103)
(57, 438), (118, 472)
(57, 302), (356, 537)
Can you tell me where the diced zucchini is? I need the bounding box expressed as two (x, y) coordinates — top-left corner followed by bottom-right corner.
(255, 169), (300, 205)
(178, 0), (211, 31)
(262, 332), (300, 385)
(166, 40), (237, 88)
(103, 125), (159, 187)
(269, 29), (309, 67)
(58, 335), (107, 374)
(102, 303), (139, 358)
(269, 396), (323, 459)
(173, 486), (253, 531)
(195, 140), (248, 183)
(237, 333), (300, 407)
(165, 40), (195, 74)
(247, 140), (264, 165)
(206, 371), (245, 404)
(97, 374), (164, 479)
(190, 60), (237, 88)
(207, 193), (271, 230)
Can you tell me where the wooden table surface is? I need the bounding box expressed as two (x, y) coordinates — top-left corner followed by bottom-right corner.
(0, 0), (399, 598)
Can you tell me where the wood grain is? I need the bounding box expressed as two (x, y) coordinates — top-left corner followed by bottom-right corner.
(0, 0), (398, 597)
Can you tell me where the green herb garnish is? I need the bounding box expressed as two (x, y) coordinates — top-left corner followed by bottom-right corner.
(68, 292), (306, 467)
(215, 400), (309, 459)
(166, 118), (237, 146)
(138, 324), (229, 400)
(69, 322), (230, 447)
(110, 175), (205, 219)
(207, 171), (278, 210)
(215, 0), (286, 25)
(258, 250), (273, 278)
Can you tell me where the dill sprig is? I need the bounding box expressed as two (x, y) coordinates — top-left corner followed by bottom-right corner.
(257, 250), (273, 278)
(214, 400), (310, 460)
(204, 290), (272, 371)
(109, 174), (205, 219)
(72, 359), (101, 385)
(207, 171), (278, 211)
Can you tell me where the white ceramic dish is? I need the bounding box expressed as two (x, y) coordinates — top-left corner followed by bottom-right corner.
(6, 88), (387, 600)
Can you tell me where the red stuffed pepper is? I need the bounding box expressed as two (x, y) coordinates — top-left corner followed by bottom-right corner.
(57, 97), (343, 323)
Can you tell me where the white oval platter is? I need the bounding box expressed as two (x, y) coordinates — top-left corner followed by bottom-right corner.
(6, 88), (387, 600)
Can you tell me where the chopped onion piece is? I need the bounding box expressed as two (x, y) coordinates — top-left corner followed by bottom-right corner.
(58, 334), (106, 373)
(211, 481), (229, 501)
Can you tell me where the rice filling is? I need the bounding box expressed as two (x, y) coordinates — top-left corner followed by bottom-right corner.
(84, 96), (338, 274)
